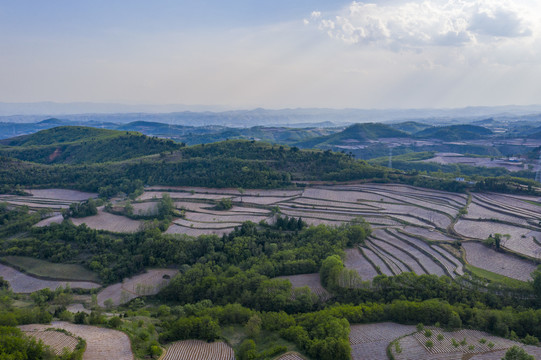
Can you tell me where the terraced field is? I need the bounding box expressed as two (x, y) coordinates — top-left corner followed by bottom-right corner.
(463, 242), (536, 281)
(70, 209), (143, 233)
(356, 229), (462, 278)
(21, 328), (79, 355)
(349, 322), (416, 360)
(97, 269), (178, 306)
(391, 327), (526, 360)
(0, 263), (100, 292)
(1, 189), (97, 211)
(162, 340), (234, 360)
(344, 248), (379, 281)
(20, 322), (134, 360)
(15, 184), (541, 285)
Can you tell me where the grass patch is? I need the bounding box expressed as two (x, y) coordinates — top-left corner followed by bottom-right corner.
(465, 264), (530, 290)
(1, 256), (99, 282)
(525, 200), (541, 207)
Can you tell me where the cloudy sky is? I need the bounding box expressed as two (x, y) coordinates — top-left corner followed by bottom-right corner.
(1, 0), (540, 109)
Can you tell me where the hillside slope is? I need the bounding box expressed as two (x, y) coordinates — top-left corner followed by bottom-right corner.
(0, 126), (182, 164)
(296, 123), (407, 148)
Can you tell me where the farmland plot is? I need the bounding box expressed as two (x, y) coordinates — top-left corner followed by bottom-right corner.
(344, 248), (379, 281)
(381, 231), (446, 276)
(349, 322), (416, 360)
(454, 220), (541, 258)
(70, 209), (142, 233)
(392, 327), (520, 360)
(401, 226), (456, 242)
(162, 340), (234, 360)
(291, 197), (379, 210)
(475, 193), (541, 219)
(34, 214), (64, 227)
(231, 196), (297, 205)
(302, 188), (398, 204)
(276, 273), (331, 301)
(357, 184), (468, 205)
(183, 211), (268, 223)
(369, 236), (426, 275)
(0, 263), (100, 292)
(359, 247), (393, 276)
(20, 322), (134, 360)
(138, 191), (232, 201)
(97, 269), (178, 306)
(466, 201), (530, 226)
(131, 201), (158, 216)
(431, 246), (464, 276)
(388, 230), (461, 278)
(146, 186), (302, 197)
(27, 189), (97, 201)
(469, 345), (541, 359)
(21, 328), (78, 355)
(365, 241), (407, 275)
(463, 242), (536, 281)
(357, 189), (460, 216)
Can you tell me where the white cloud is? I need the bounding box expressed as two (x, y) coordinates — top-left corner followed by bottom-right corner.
(308, 0), (539, 49)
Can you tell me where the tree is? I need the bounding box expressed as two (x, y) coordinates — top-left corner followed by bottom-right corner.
(448, 311), (462, 330)
(502, 346), (534, 360)
(237, 339), (258, 360)
(216, 198), (232, 210)
(245, 314), (262, 338)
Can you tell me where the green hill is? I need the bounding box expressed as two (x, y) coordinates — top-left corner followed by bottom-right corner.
(296, 123), (407, 148)
(0, 139), (387, 192)
(0, 126), (182, 164)
(389, 121), (433, 134)
(0, 126), (122, 146)
(414, 124), (492, 141)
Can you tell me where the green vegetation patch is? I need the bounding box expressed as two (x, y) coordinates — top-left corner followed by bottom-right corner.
(465, 264), (529, 290)
(1, 256), (99, 283)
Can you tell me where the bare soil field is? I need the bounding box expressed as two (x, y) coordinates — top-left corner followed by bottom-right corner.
(349, 322), (416, 360)
(0, 263), (100, 292)
(21, 328), (79, 355)
(162, 340), (235, 360)
(20, 322), (134, 360)
(344, 248), (379, 281)
(463, 242), (536, 281)
(97, 269), (178, 306)
(454, 219), (541, 258)
(70, 209), (143, 233)
(27, 189), (97, 201)
(34, 214), (64, 227)
(391, 327), (522, 360)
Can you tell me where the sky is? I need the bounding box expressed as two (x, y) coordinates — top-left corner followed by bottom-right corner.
(1, 0), (541, 109)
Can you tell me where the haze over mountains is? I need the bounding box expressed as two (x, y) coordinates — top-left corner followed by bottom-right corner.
(3, 103), (541, 127)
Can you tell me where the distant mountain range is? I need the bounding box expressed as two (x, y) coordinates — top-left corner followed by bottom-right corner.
(3, 103), (541, 127)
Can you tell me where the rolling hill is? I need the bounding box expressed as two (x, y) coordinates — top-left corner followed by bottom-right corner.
(295, 123), (407, 148)
(0, 126), (182, 164)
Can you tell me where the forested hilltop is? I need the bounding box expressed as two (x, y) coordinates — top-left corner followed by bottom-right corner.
(0, 126), (539, 198)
